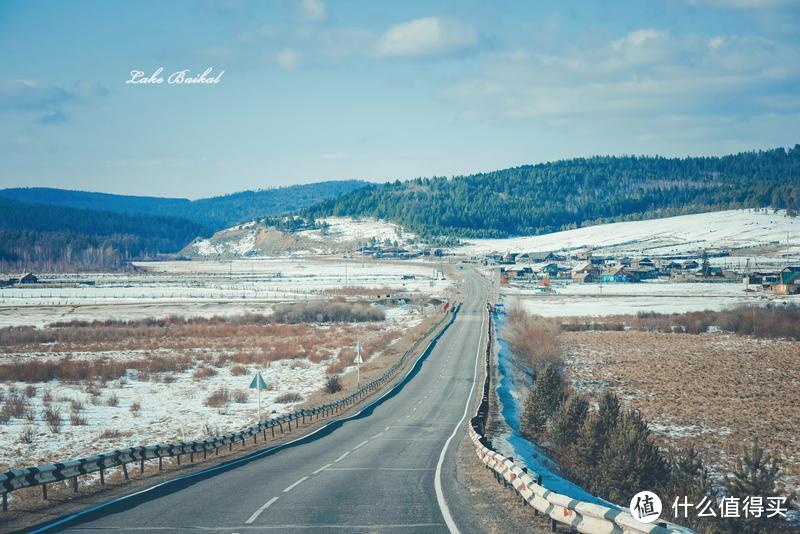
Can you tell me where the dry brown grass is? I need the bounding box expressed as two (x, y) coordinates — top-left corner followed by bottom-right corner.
(229, 365), (248, 376)
(275, 391), (303, 403)
(561, 329), (800, 492)
(204, 388), (230, 408)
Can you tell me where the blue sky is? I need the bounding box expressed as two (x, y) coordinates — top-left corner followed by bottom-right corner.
(1, 0), (799, 198)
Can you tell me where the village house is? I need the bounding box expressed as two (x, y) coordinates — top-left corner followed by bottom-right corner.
(773, 266), (800, 295)
(571, 261), (600, 284)
(601, 266), (640, 283)
(19, 273), (38, 284)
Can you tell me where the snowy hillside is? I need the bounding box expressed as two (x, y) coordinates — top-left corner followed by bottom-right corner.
(459, 209), (800, 258)
(185, 217), (415, 258)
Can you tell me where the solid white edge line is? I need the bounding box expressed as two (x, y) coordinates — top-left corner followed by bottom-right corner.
(434, 291), (486, 534)
(312, 463), (332, 475)
(282, 476), (309, 493)
(245, 496), (279, 524)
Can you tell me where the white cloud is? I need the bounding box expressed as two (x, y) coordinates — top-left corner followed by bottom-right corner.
(301, 0), (325, 21)
(276, 48), (301, 69)
(376, 16), (478, 58)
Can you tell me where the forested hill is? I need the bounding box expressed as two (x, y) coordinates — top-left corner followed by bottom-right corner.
(0, 180), (367, 230)
(0, 180), (367, 271)
(307, 146), (800, 239)
(0, 198), (207, 272)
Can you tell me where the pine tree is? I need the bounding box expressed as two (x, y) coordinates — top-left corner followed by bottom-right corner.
(548, 394), (589, 451)
(520, 362), (565, 441)
(723, 438), (794, 534)
(597, 409), (670, 504)
(572, 392), (622, 493)
(668, 446), (719, 532)
(701, 249), (710, 277)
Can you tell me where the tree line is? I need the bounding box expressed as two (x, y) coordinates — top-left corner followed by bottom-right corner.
(308, 146), (800, 238)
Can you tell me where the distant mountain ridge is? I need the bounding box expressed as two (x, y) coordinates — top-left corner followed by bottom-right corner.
(307, 146), (800, 239)
(0, 180), (368, 271)
(0, 180), (367, 229)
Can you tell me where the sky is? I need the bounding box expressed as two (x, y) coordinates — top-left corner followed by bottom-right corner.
(1, 0), (799, 199)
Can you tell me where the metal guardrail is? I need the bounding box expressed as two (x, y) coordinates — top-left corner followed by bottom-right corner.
(0, 304), (461, 512)
(468, 308), (694, 534)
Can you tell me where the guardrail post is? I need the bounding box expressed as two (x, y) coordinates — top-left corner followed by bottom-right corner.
(271, 426), (275, 438)
(287, 419), (292, 432)
(122, 462), (129, 480)
(140, 458), (145, 474)
(159, 457), (163, 471)
(549, 518), (558, 532)
(72, 476), (79, 493)
(177, 454), (181, 465)
(2, 493), (7, 512)
(100, 468), (105, 485)
(42, 483), (47, 500)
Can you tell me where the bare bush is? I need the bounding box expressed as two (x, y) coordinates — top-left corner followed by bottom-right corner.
(192, 366), (218, 379)
(98, 429), (120, 440)
(24, 385), (36, 398)
(230, 365), (248, 376)
(273, 300), (385, 324)
(43, 406), (63, 433)
(325, 375), (342, 394)
(70, 413), (87, 426)
(19, 426), (35, 444)
(2, 394), (29, 419)
(130, 401), (141, 414)
(106, 393), (119, 407)
(232, 389), (249, 403)
(204, 388), (231, 408)
(507, 310), (563, 371)
(325, 360), (346, 375)
(275, 391), (303, 403)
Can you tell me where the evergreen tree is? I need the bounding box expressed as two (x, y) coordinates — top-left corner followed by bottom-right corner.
(572, 392), (622, 493)
(597, 409), (670, 504)
(701, 249), (710, 277)
(548, 394), (589, 472)
(668, 446), (719, 532)
(723, 438), (794, 534)
(520, 362), (565, 440)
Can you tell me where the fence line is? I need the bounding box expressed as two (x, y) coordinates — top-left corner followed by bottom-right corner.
(0, 304), (460, 512)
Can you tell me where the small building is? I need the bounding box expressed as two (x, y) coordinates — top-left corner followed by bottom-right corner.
(572, 262), (600, 283)
(19, 273), (38, 284)
(773, 266), (800, 295)
(601, 267), (640, 283)
(681, 259), (699, 271)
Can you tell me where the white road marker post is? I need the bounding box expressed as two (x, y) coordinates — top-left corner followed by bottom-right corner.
(354, 340), (364, 388)
(249, 371), (268, 422)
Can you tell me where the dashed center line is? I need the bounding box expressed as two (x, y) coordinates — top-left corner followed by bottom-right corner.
(335, 451), (350, 462)
(246, 496), (279, 524)
(353, 439), (370, 450)
(283, 476), (308, 493)
(312, 463), (332, 475)
(370, 432), (384, 440)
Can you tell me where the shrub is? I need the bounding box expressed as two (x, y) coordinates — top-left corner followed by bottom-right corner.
(70, 413), (87, 426)
(2, 394), (29, 419)
(70, 399), (84, 413)
(130, 402), (141, 414)
(520, 362), (565, 440)
(106, 393), (119, 407)
(232, 389), (249, 403)
(204, 388), (231, 408)
(325, 360), (346, 375)
(273, 300), (385, 324)
(325, 375), (342, 394)
(275, 391), (303, 403)
(19, 426), (35, 444)
(230, 365), (248, 376)
(43, 406), (63, 433)
(24, 385), (36, 398)
(192, 366), (218, 379)
(98, 429), (120, 439)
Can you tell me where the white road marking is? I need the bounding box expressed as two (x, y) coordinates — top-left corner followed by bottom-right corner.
(384, 426), (390, 431)
(434, 297), (486, 534)
(327, 467), (433, 471)
(312, 463), (332, 475)
(334, 451), (350, 462)
(353, 440), (370, 450)
(370, 432), (384, 439)
(283, 476), (308, 493)
(245, 496), (279, 524)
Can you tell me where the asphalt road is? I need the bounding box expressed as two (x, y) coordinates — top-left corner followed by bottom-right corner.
(51, 271), (489, 533)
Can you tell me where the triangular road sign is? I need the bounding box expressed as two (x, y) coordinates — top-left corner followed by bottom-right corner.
(249, 372), (268, 390)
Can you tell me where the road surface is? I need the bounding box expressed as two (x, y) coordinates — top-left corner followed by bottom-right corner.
(46, 271), (490, 533)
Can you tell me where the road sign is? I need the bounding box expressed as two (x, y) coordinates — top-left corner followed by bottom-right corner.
(354, 341), (364, 387)
(249, 372), (267, 422)
(249, 372), (268, 390)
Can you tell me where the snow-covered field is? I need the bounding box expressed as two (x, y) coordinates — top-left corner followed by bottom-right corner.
(505, 280), (798, 317)
(0, 258), (452, 469)
(459, 209), (800, 261)
(0, 259), (452, 328)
